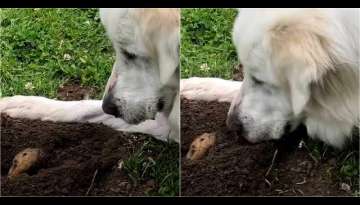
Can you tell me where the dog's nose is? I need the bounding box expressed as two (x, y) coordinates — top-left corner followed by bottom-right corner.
(102, 94), (122, 118)
(226, 114), (253, 144)
(102, 102), (121, 117)
(226, 112), (241, 131)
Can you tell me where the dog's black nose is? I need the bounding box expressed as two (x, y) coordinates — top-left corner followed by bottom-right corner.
(226, 113), (241, 131)
(226, 113), (251, 144)
(102, 94), (122, 118)
(102, 102), (121, 117)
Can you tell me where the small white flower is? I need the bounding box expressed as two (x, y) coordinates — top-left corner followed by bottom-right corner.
(25, 82), (35, 90)
(200, 63), (210, 72)
(63, 53), (71, 61)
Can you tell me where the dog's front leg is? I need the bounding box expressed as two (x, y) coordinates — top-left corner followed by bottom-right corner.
(180, 77), (242, 102)
(0, 96), (171, 142)
(0, 96), (106, 122)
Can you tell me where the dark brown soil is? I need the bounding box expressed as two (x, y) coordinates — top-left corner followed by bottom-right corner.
(181, 98), (352, 196)
(0, 84), (175, 196)
(57, 81), (97, 101)
(1, 114), (150, 196)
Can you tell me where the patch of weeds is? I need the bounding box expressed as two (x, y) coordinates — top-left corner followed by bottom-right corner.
(305, 137), (359, 194)
(181, 8), (238, 79)
(123, 138), (179, 196)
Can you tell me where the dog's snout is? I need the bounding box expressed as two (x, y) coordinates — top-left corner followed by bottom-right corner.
(226, 112), (241, 131)
(102, 94), (122, 118)
(226, 113), (252, 144)
(102, 93), (157, 124)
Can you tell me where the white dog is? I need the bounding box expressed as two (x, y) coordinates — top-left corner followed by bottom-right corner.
(181, 8), (359, 148)
(0, 8), (180, 143)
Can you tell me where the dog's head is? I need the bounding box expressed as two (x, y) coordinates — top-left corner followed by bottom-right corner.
(100, 8), (179, 124)
(227, 9), (338, 143)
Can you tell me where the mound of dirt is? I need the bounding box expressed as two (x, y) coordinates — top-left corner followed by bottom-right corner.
(0, 114), (163, 196)
(181, 98), (352, 196)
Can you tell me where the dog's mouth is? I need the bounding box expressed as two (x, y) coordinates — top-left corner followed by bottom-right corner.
(234, 130), (261, 146)
(102, 100), (158, 125)
(123, 117), (147, 125)
(232, 123), (308, 148)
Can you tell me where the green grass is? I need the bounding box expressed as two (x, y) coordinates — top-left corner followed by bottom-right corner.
(123, 139), (179, 196)
(0, 8), (179, 196)
(181, 8), (238, 79)
(0, 8), (114, 99)
(306, 136), (359, 195)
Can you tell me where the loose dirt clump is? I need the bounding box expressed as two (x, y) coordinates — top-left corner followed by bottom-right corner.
(181, 98), (353, 196)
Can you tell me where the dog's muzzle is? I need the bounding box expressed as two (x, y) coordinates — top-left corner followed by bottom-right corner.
(226, 111), (241, 131)
(102, 93), (166, 124)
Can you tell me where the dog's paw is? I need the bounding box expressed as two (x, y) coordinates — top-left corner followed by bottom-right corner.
(180, 77), (242, 102)
(0, 95), (83, 121)
(0, 96), (106, 123)
(0, 96), (53, 119)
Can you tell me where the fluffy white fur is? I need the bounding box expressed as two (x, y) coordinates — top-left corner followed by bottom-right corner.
(0, 9), (180, 143)
(182, 8), (359, 148)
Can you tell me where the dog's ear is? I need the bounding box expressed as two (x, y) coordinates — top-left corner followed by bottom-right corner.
(267, 12), (334, 116)
(287, 66), (312, 116)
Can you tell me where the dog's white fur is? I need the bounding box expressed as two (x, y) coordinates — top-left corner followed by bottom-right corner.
(0, 8), (180, 143)
(182, 8), (359, 148)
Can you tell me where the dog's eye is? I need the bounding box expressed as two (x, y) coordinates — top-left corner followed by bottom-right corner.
(121, 49), (137, 60)
(251, 76), (264, 85)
